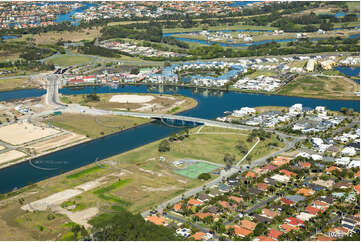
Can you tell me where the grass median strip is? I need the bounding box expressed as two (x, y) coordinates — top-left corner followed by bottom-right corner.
(66, 165), (105, 179)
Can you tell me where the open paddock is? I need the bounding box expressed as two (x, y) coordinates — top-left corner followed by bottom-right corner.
(0, 122), (60, 145)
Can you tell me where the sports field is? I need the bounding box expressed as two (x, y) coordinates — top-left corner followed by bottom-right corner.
(174, 160), (219, 179)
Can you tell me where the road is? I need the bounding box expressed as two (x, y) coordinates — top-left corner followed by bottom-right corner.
(224, 194), (279, 226)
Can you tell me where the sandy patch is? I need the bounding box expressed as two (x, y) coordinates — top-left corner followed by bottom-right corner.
(0, 150), (26, 165)
(141, 185), (178, 192)
(0, 122), (60, 145)
(28, 133), (87, 153)
(21, 189), (82, 211)
(0, 145), (5, 151)
(53, 206), (99, 229)
(109, 94), (154, 103)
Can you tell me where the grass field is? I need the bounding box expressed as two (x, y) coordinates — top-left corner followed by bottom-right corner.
(346, 1), (360, 11)
(0, 77), (37, 92)
(174, 161), (219, 179)
(47, 113), (149, 138)
(277, 75), (360, 100)
(163, 24), (277, 34)
(46, 55), (94, 66)
(12, 28), (101, 45)
(0, 124), (285, 240)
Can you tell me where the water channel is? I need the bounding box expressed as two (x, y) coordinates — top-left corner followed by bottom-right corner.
(0, 78), (359, 193)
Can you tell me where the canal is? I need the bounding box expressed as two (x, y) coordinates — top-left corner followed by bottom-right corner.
(0, 74), (359, 194)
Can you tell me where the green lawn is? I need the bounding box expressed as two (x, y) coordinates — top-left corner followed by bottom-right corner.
(174, 161), (219, 179)
(346, 2), (360, 11)
(47, 113), (149, 139)
(163, 24), (277, 33)
(277, 75), (359, 100)
(46, 55), (94, 66)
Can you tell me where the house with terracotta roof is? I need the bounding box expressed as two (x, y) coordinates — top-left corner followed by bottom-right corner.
(191, 232), (212, 241)
(145, 215), (168, 226)
(298, 162), (311, 168)
(272, 156), (291, 166)
(229, 195), (243, 204)
(255, 235), (276, 241)
(356, 170), (360, 177)
(245, 171), (256, 179)
(280, 169), (297, 177)
(280, 223), (300, 233)
(188, 198), (203, 207)
(312, 200), (330, 210)
(327, 166), (342, 173)
(232, 225), (252, 238)
(305, 206), (322, 215)
(286, 217), (304, 227)
(240, 219), (257, 231)
(262, 208), (279, 219)
(280, 197), (296, 206)
(173, 202), (182, 212)
(297, 188), (315, 196)
(257, 183), (270, 191)
(194, 212), (218, 220)
(354, 184), (360, 194)
(218, 200), (231, 210)
(268, 228), (283, 240)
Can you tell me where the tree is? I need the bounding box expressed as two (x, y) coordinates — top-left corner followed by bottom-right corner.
(130, 68), (140, 75)
(253, 223), (267, 236)
(158, 140), (170, 152)
(198, 173), (211, 180)
(224, 153), (236, 170)
(235, 140), (248, 154)
(89, 210), (180, 241)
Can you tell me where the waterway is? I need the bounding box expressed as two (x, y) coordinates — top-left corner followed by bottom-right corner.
(0, 71), (360, 194)
(336, 66), (360, 84)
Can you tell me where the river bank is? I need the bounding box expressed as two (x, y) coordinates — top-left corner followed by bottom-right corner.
(0, 94), (198, 172)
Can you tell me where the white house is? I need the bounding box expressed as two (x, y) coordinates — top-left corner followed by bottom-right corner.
(289, 104), (303, 115)
(341, 147), (356, 156)
(232, 107), (256, 117)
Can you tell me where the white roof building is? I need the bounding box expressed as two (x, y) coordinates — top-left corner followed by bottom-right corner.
(342, 147), (357, 156)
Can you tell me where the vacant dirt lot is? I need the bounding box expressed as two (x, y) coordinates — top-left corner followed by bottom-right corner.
(0, 150), (26, 165)
(0, 122), (60, 145)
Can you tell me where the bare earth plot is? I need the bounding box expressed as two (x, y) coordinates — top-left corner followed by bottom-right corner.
(0, 122), (60, 145)
(0, 150), (26, 165)
(28, 133), (88, 154)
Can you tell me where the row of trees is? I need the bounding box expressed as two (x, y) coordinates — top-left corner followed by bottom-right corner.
(88, 209), (180, 240)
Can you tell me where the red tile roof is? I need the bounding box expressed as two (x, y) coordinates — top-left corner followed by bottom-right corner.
(257, 235), (276, 241)
(305, 206), (321, 215)
(280, 169), (297, 177)
(191, 232), (207, 240)
(188, 198), (203, 206)
(146, 215), (167, 226)
(286, 217), (304, 226)
(218, 200), (231, 209)
(173, 203), (182, 212)
(233, 225), (252, 237)
(281, 197), (295, 206)
(240, 220), (257, 231)
(268, 228), (283, 239)
(229, 196), (243, 204)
